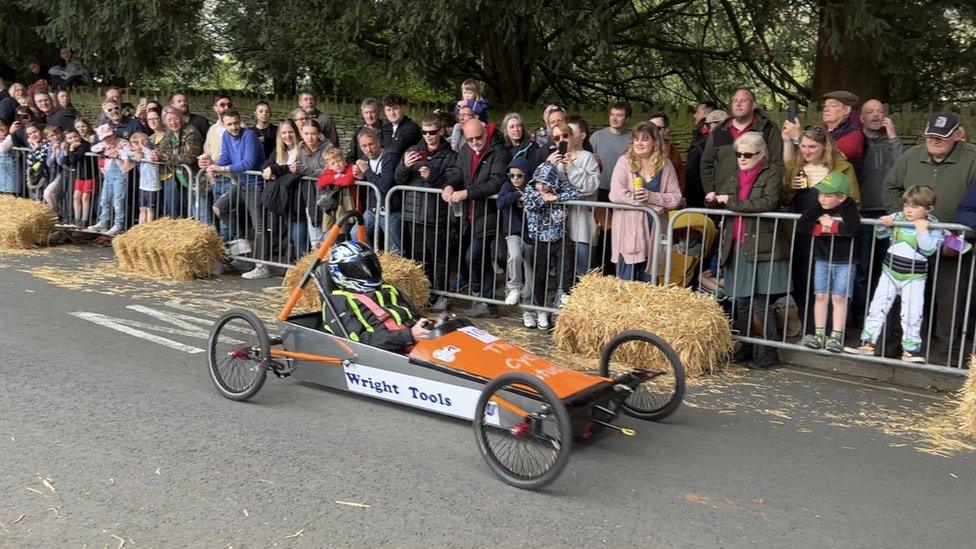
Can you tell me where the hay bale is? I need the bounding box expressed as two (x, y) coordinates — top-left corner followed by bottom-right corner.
(0, 195), (57, 249)
(956, 358), (976, 438)
(553, 273), (733, 377)
(283, 251), (431, 313)
(112, 218), (224, 281)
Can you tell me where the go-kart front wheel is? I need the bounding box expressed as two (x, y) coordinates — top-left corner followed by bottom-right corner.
(599, 330), (685, 421)
(474, 373), (572, 490)
(208, 308), (270, 401)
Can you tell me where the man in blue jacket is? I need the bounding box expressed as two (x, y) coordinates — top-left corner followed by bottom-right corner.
(208, 109), (268, 279)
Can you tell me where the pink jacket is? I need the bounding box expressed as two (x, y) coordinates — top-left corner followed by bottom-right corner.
(609, 155), (681, 266)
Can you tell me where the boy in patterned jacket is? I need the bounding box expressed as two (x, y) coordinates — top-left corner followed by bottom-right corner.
(523, 161), (580, 329)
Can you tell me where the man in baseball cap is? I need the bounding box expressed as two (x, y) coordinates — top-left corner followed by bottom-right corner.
(883, 111), (976, 349)
(923, 112), (960, 139)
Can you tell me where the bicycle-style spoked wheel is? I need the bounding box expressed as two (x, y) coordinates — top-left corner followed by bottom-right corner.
(599, 330), (685, 421)
(474, 373), (572, 490)
(208, 309), (270, 401)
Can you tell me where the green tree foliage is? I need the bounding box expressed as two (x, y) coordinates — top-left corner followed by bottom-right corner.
(5, 0), (211, 83)
(3, 0), (975, 106)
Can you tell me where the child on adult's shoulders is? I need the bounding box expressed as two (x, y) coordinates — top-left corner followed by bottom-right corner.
(796, 171), (860, 352)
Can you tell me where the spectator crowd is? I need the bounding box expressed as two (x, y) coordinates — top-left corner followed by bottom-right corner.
(2, 54), (975, 370)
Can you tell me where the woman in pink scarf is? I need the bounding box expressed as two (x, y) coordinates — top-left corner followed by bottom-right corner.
(706, 132), (790, 370)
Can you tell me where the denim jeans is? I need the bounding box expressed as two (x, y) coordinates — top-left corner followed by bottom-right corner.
(574, 241), (593, 278)
(616, 254), (652, 282)
(161, 177), (186, 218)
(97, 166), (127, 228)
(364, 208), (403, 254)
(209, 175), (234, 239)
(813, 259), (854, 298)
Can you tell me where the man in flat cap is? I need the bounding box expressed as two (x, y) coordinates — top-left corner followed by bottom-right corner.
(784, 90), (865, 179)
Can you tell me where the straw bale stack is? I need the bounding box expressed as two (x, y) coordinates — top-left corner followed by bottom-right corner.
(553, 273), (733, 377)
(0, 195), (57, 249)
(112, 218), (224, 281)
(283, 251), (431, 313)
(956, 358), (976, 438)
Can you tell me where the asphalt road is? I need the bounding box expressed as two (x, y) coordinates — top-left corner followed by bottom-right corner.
(0, 248), (973, 547)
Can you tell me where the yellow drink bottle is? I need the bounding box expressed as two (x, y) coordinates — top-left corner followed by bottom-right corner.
(633, 175), (644, 192)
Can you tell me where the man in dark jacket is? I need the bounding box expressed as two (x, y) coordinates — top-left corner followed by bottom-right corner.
(448, 118), (512, 316)
(34, 91), (75, 131)
(347, 98), (390, 163)
(700, 87), (783, 194)
(169, 92), (211, 138)
(394, 114), (461, 303)
(380, 94), (421, 158)
(355, 127), (402, 253)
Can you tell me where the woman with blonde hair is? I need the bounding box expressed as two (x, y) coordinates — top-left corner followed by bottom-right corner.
(782, 125), (859, 212)
(260, 119), (308, 257)
(609, 122), (682, 281)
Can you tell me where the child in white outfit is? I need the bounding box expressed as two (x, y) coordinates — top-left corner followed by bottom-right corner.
(847, 185), (944, 363)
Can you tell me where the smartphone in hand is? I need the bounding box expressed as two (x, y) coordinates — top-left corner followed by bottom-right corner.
(787, 102), (798, 124)
(557, 141), (568, 156)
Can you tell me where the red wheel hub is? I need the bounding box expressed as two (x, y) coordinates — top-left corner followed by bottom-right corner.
(509, 422), (530, 438)
(228, 348), (248, 359)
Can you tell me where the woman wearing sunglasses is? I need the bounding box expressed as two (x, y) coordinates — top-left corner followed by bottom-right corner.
(706, 131), (791, 370)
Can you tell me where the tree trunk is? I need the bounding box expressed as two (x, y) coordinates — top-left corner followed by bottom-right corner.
(811, 0), (889, 103)
(481, 34), (533, 105)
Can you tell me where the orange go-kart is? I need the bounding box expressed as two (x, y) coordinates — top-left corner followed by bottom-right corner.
(207, 212), (686, 490)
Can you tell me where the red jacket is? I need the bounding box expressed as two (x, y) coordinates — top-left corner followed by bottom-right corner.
(316, 163), (356, 190)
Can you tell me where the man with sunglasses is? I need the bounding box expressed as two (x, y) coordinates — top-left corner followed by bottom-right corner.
(447, 117), (512, 317)
(700, 87), (783, 194)
(100, 100), (142, 140)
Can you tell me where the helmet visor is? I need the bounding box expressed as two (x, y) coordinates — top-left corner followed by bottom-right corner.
(336, 253), (382, 282)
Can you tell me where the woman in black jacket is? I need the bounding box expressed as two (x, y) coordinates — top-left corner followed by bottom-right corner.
(394, 113), (461, 298)
(259, 119), (308, 259)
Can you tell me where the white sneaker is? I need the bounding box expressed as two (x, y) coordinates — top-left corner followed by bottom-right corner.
(537, 311), (550, 330)
(86, 222), (108, 232)
(504, 288), (520, 305)
(242, 264), (271, 280)
(104, 225), (121, 236)
(557, 293), (570, 308)
(522, 311), (536, 328)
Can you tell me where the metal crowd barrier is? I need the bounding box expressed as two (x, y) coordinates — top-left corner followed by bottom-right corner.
(383, 185), (664, 314)
(190, 169), (382, 269)
(9, 146), (192, 233)
(664, 208), (975, 373)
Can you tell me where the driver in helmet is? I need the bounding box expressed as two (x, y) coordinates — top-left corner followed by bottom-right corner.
(321, 240), (431, 353)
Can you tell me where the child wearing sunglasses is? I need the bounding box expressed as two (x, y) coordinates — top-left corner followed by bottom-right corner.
(496, 157), (536, 327)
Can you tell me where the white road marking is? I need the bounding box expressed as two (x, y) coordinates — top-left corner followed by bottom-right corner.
(70, 312), (205, 354)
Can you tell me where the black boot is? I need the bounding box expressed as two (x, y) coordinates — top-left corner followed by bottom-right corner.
(731, 343), (754, 363)
(746, 346), (779, 370)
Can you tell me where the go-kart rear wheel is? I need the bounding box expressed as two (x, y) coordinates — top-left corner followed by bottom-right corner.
(474, 373), (572, 490)
(208, 308), (269, 401)
(599, 330), (685, 421)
